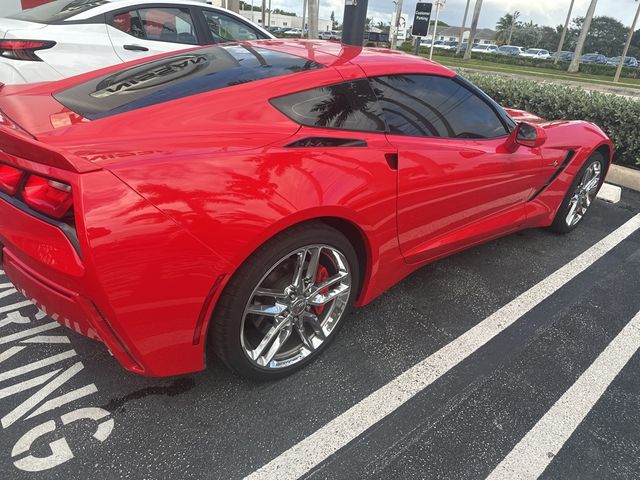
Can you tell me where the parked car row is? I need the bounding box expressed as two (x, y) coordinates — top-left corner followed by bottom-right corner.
(268, 27), (341, 40)
(420, 41), (640, 68)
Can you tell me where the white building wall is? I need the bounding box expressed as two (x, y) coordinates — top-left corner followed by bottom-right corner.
(0, 0), (25, 18)
(205, 2), (332, 31)
(237, 10), (332, 31)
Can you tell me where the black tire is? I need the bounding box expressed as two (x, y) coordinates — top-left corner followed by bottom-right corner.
(210, 222), (360, 380)
(550, 151), (606, 234)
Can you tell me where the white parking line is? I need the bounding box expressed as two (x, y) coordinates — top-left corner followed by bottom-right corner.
(0, 301), (33, 315)
(0, 288), (17, 300)
(487, 308), (640, 480)
(245, 213), (640, 480)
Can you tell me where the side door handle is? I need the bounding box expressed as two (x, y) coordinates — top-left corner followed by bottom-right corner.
(123, 44), (149, 52)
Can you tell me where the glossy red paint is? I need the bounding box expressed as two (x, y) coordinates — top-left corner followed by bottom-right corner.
(0, 40), (613, 376)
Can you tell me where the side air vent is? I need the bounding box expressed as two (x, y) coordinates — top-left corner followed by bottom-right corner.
(528, 150), (576, 202)
(285, 137), (367, 148)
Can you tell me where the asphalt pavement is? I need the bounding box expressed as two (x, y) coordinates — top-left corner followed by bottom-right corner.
(0, 188), (639, 480)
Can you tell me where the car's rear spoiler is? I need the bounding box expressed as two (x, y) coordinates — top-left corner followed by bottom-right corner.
(0, 125), (100, 173)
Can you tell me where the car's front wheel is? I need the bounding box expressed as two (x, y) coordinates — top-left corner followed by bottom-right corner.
(551, 151), (606, 234)
(211, 224), (359, 380)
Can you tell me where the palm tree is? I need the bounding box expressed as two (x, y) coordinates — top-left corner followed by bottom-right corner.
(307, 0), (318, 38)
(615, 0), (640, 82)
(568, 0), (599, 73)
(495, 13), (520, 44)
(464, 0), (483, 60)
(456, 0), (472, 54)
(555, 0), (575, 64)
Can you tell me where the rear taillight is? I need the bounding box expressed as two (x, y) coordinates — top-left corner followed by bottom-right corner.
(0, 39), (56, 61)
(0, 163), (23, 195)
(22, 175), (73, 220)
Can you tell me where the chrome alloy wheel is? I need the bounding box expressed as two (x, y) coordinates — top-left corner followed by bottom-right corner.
(240, 245), (351, 369)
(566, 160), (602, 227)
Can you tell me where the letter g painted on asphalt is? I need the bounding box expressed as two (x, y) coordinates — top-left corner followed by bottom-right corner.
(11, 407), (114, 472)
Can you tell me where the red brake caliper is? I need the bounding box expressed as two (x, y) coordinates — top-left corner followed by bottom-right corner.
(314, 265), (330, 315)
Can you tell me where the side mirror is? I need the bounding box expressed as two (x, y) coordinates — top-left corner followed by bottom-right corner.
(505, 122), (547, 152)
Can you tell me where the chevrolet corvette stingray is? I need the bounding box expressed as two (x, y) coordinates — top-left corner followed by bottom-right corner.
(0, 40), (612, 379)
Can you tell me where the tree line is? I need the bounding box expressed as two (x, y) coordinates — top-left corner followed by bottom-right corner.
(496, 13), (640, 57)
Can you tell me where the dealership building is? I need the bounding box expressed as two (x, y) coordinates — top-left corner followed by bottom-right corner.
(0, 0), (51, 17)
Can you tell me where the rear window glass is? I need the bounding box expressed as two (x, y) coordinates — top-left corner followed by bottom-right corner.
(9, 0), (107, 23)
(270, 80), (387, 133)
(54, 45), (323, 120)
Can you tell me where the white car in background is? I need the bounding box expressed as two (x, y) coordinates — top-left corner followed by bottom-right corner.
(0, 0), (273, 84)
(471, 44), (498, 54)
(520, 48), (551, 60)
(318, 30), (339, 40)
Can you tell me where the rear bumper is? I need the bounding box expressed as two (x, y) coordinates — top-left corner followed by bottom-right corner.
(0, 164), (228, 377)
(2, 247), (143, 373)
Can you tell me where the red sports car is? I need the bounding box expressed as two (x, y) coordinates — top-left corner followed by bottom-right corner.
(0, 40), (612, 379)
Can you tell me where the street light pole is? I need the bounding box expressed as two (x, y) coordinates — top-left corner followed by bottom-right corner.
(568, 0), (598, 73)
(390, 0), (404, 50)
(429, 0), (444, 60)
(615, 0), (640, 82)
(554, 0), (575, 64)
(267, 0), (271, 29)
(507, 10), (520, 45)
(301, 0), (307, 37)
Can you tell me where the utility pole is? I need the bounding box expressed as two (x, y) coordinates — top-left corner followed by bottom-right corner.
(227, 0), (239, 13)
(463, 0), (483, 60)
(554, 0), (575, 64)
(302, 0), (307, 38)
(568, 0), (598, 73)
(261, 0), (265, 27)
(456, 0), (471, 54)
(341, 0), (369, 45)
(615, 0), (640, 82)
(429, 0), (445, 60)
(507, 10), (520, 44)
(267, 0), (271, 30)
(308, 0), (319, 39)
(390, 0), (404, 50)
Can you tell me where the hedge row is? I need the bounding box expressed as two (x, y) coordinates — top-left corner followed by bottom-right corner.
(462, 72), (640, 168)
(398, 42), (640, 80)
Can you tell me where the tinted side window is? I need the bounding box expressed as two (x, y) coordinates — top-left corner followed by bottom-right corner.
(370, 75), (508, 139)
(111, 7), (197, 44)
(112, 10), (145, 39)
(270, 80), (387, 133)
(203, 10), (267, 42)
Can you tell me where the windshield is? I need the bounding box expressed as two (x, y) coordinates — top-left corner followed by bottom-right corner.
(9, 0), (107, 23)
(525, 49), (540, 54)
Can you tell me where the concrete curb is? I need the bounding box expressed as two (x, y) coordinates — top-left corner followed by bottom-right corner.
(606, 164), (640, 192)
(597, 183), (622, 204)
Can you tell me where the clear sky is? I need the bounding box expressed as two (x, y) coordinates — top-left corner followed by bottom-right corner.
(260, 0), (638, 30)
